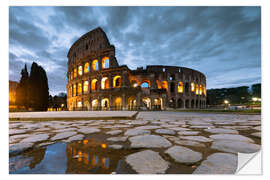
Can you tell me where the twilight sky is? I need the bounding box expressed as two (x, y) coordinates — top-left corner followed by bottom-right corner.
(9, 6), (261, 95)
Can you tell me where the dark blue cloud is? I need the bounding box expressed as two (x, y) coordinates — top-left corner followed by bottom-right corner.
(9, 6), (261, 95)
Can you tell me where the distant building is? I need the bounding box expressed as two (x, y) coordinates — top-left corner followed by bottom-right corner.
(9, 80), (18, 109)
(66, 27), (207, 111)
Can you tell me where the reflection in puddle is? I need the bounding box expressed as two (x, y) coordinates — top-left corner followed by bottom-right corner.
(9, 138), (135, 174)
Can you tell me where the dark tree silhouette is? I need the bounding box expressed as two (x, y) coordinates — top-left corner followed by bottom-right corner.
(252, 83), (261, 98)
(15, 64), (29, 108)
(27, 62), (49, 111)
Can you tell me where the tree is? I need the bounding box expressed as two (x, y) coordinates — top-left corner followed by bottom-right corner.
(252, 83), (261, 98)
(28, 62), (49, 111)
(15, 64), (29, 108)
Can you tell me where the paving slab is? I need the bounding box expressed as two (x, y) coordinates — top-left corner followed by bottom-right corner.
(125, 150), (169, 174)
(155, 129), (175, 135)
(51, 131), (77, 141)
(204, 128), (239, 134)
(178, 131), (199, 136)
(107, 136), (128, 142)
(129, 135), (172, 148)
(209, 134), (254, 143)
(211, 140), (261, 153)
(173, 140), (206, 148)
(20, 133), (49, 143)
(106, 130), (122, 135)
(251, 132), (261, 138)
(179, 136), (213, 143)
(77, 127), (100, 134)
(193, 153), (237, 174)
(165, 145), (202, 164)
(65, 134), (85, 142)
(9, 143), (34, 155)
(124, 129), (151, 136)
(108, 144), (123, 149)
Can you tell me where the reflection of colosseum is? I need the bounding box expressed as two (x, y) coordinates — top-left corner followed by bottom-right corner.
(66, 27), (206, 111)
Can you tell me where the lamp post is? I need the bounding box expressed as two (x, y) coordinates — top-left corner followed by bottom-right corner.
(224, 100), (229, 110)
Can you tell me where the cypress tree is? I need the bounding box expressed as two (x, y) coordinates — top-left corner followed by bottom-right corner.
(15, 64), (29, 108)
(28, 62), (49, 111)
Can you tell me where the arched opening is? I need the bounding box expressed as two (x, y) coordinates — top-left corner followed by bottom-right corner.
(91, 79), (98, 91)
(113, 76), (122, 88)
(191, 100), (195, 108)
(84, 62), (89, 74)
(77, 83), (82, 95)
(153, 98), (162, 110)
(185, 99), (190, 108)
(101, 77), (109, 89)
(199, 85), (202, 95)
(74, 68), (77, 78)
(131, 80), (138, 88)
(78, 65), (83, 76)
(169, 98), (175, 108)
(141, 81), (150, 88)
(191, 83), (195, 92)
(83, 81), (88, 93)
(92, 59), (99, 71)
(196, 100), (199, 108)
(114, 97), (122, 110)
(161, 81), (168, 91)
(77, 101), (82, 108)
(73, 84), (76, 96)
(142, 97), (151, 109)
(92, 99), (98, 110)
(178, 82), (183, 93)
(170, 82), (175, 93)
(101, 98), (109, 110)
(71, 72), (73, 80)
(177, 98), (183, 108)
(102, 57), (109, 69)
(203, 86), (207, 96)
(196, 84), (199, 95)
(185, 83), (189, 94)
(128, 96), (136, 110)
(169, 74), (175, 80)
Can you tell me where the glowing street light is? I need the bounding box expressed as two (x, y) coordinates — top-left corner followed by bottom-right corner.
(224, 100), (229, 104)
(252, 97), (258, 102)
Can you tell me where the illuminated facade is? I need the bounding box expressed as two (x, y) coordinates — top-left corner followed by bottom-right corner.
(66, 27), (207, 110)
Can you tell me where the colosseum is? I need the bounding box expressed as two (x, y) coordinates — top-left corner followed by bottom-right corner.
(66, 27), (207, 111)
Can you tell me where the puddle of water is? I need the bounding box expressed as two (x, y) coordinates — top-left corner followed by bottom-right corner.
(9, 137), (136, 174)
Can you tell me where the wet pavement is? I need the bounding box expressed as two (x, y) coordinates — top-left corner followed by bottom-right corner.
(9, 111), (261, 174)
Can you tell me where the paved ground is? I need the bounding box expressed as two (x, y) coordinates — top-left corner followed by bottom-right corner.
(9, 111), (261, 174)
(9, 111), (138, 120)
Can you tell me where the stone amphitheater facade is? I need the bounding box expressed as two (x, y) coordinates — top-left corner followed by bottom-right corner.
(66, 27), (206, 111)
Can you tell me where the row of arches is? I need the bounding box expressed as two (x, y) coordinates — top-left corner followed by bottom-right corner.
(68, 76), (122, 97)
(68, 57), (109, 81)
(169, 98), (207, 109)
(71, 96), (138, 111)
(69, 96), (206, 110)
(141, 79), (206, 96)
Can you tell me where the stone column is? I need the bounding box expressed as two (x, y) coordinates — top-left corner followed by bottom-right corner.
(98, 96), (101, 110)
(150, 74), (156, 89)
(136, 93), (141, 109)
(122, 94), (126, 110)
(109, 95), (112, 110)
(89, 96), (92, 111)
(109, 74), (113, 89)
(122, 71), (128, 88)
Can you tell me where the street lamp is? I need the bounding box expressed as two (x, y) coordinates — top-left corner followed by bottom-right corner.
(252, 97), (258, 102)
(224, 100), (229, 110)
